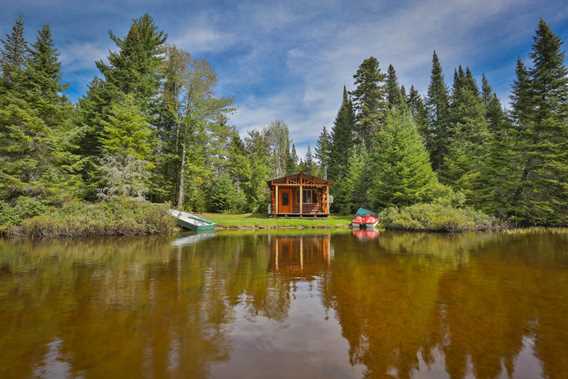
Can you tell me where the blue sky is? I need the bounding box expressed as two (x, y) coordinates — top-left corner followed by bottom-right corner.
(2, 0), (567, 155)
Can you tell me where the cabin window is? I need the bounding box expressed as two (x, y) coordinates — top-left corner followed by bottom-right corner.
(282, 192), (289, 206)
(303, 189), (316, 204)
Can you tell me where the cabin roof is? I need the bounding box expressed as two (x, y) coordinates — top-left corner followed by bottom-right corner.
(267, 172), (332, 186)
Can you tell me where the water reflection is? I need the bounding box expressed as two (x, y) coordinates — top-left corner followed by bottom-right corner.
(0, 231), (567, 378)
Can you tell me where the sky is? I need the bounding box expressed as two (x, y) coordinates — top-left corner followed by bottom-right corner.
(2, 0), (567, 156)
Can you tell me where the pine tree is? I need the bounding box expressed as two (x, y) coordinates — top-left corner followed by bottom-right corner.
(287, 143), (298, 174)
(444, 64), (490, 202)
(368, 108), (441, 208)
(329, 87), (355, 180)
(96, 14), (167, 110)
(333, 145), (367, 214)
(99, 94), (154, 161)
(351, 57), (386, 148)
(407, 85), (428, 136)
(0, 16), (28, 86)
(512, 19), (568, 225)
(315, 126), (332, 176)
(386, 64), (402, 108)
(510, 60), (532, 129)
(425, 51), (450, 171)
(303, 145), (315, 175)
(481, 74), (492, 106)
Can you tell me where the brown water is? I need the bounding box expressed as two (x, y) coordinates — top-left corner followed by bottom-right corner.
(1, 230), (568, 379)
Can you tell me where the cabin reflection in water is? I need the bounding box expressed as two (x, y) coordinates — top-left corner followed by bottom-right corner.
(269, 235), (332, 277)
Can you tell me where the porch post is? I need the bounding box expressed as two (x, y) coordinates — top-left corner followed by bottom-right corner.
(325, 185), (330, 215)
(299, 184), (303, 216)
(275, 185), (279, 215)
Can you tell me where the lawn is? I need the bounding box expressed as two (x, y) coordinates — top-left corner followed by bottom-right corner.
(200, 213), (352, 229)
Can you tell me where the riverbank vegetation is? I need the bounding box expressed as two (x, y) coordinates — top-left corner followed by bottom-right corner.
(203, 213), (351, 229)
(4, 198), (175, 238)
(0, 15), (566, 236)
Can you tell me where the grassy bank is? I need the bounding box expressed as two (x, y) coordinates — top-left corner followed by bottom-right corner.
(3, 198), (176, 238)
(381, 203), (502, 232)
(202, 213), (352, 229)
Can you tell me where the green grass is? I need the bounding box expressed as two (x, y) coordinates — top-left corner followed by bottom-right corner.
(201, 213), (352, 229)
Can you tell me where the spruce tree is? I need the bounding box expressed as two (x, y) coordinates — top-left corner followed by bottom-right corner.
(386, 64), (402, 107)
(333, 145), (367, 214)
(425, 51), (450, 171)
(329, 87), (355, 180)
(407, 85), (428, 136)
(287, 144), (299, 174)
(512, 19), (568, 225)
(481, 74), (492, 106)
(96, 14), (167, 110)
(315, 126), (332, 176)
(444, 65), (490, 202)
(0, 16), (28, 86)
(368, 108), (441, 208)
(351, 57), (386, 148)
(303, 145), (315, 175)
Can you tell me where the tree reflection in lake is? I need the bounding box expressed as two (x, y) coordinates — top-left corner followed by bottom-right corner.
(0, 230), (567, 378)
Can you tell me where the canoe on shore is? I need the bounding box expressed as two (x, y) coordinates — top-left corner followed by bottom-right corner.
(168, 210), (216, 232)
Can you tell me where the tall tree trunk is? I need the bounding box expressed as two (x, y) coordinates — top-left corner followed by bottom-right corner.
(176, 141), (186, 209)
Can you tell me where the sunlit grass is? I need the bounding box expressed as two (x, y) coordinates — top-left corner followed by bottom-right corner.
(201, 213), (351, 229)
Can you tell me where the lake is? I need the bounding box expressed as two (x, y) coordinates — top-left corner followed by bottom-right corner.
(1, 230), (567, 379)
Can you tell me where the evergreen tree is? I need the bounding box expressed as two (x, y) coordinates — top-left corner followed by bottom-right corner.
(407, 85), (428, 136)
(96, 14), (167, 110)
(329, 87), (355, 180)
(481, 74), (492, 106)
(510, 59), (532, 129)
(400, 85), (407, 102)
(368, 108), (441, 208)
(351, 57), (386, 148)
(244, 130), (272, 211)
(314, 126), (332, 176)
(99, 94), (154, 161)
(425, 51), (450, 171)
(444, 64), (490, 202)
(287, 143), (299, 174)
(512, 19), (568, 225)
(333, 145), (368, 214)
(0, 16), (28, 86)
(303, 145), (316, 175)
(386, 64), (402, 107)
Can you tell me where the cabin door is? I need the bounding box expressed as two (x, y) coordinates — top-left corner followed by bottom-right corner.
(279, 187), (292, 213)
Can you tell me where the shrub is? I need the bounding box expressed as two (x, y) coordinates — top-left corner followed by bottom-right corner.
(0, 197), (48, 230)
(7, 197), (176, 238)
(381, 203), (500, 232)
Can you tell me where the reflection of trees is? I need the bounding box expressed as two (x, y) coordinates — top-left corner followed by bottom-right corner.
(1, 231), (567, 378)
(324, 231), (568, 379)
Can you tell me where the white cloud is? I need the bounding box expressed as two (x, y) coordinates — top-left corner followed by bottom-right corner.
(173, 22), (237, 53)
(59, 41), (109, 72)
(228, 0), (553, 148)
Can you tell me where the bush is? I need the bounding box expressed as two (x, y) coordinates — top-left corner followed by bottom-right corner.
(381, 203), (500, 232)
(0, 197), (48, 230)
(6, 197), (176, 238)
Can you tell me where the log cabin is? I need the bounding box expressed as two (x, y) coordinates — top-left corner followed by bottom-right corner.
(267, 173), (332, 217)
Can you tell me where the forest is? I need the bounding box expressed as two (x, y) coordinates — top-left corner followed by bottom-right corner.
(0, 14), (567, 231)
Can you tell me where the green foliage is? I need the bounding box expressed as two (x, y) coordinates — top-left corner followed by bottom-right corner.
(386, 64), (402, 107)
(0, 197), (48, 229)
(368, 108), (441, 209)
(381, 203), (499, 232)
(425, 51), (450, 171)
(314, 126), (332, 175)
(0, 16), (28, 86)
(351, 57), (387, 148)
(12, 198), (175, 238)
(207, 173), (247, 213)
(100, 94), (154, 160)
(329, 87), (355, 180)
(510, 19), (568, 226)
(333, 145), (368, 214)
